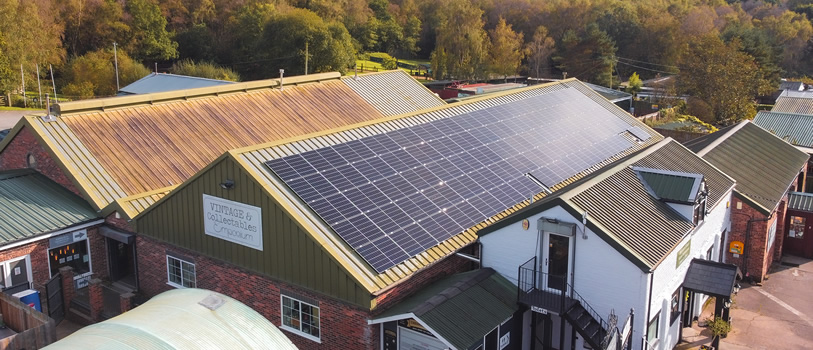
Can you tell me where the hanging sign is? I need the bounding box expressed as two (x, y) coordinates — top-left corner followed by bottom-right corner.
(203, 194), (263, 251)
(729, 241), (744, 255)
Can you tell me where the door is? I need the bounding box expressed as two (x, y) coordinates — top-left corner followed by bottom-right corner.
(45, 273), (64, 323)
(784, 214), (813, 258)
(8, 258), (30, 291)
(107, 238), (135, 283)
(542, 233), (571, 292)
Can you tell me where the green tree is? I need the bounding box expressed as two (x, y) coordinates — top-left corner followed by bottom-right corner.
(626, 72), (642, 97)
(59, 0), (130, 57)
(169, 59), (239, 81)
(526, 26), (555, 78)
(0, 0), (65, 92)
(678, 35), (768, 125)
(61, 49), (150, 98)
(430, 0), (490, 80)
(488, 18), (524, 80)
(125, 0), (179, 62)
(219, 1), (276, 78)
(258, 8), (356, 78)
(554, 23), (617, 87)
(0, 34), (13, 95)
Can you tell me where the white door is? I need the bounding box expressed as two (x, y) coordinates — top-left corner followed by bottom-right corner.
(540, 232), (573, 292)
(398, 326), (448, 350)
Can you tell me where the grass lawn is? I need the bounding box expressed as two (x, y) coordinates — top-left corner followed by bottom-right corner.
(0, 106), (42, 111)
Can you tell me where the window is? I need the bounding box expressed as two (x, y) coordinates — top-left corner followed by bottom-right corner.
(790, 216), (806, 239)
(706, 246), (713, 261)
(693, 182), (707, 225)
(166, 256), (195, 288)
(671, 289), (681, 324)
(281, 295), (320, 341)
(647, 312), (660, 345)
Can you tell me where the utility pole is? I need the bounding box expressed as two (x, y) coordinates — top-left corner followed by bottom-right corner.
(49, 64), (57, 102)
(20, 64), (25, 108)
(113, 42), (120, 91)
(36, 64), (42, 109)
(304, 42), (309, 75)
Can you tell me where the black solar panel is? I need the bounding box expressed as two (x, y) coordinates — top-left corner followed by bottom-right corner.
(266, 87), (643, 272)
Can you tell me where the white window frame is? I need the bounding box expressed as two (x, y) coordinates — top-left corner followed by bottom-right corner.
(166, 255), (196, 288)
(280, 294), (321, 343)
(0, 255), (33, 290)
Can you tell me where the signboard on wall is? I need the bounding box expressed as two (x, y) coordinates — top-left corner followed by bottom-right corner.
(729, 241), (744, 255)
(202, 194), (263, 251)
(676, 239), (691, 268)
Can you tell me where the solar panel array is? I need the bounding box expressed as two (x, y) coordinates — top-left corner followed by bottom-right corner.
(266, 87), (651, 272)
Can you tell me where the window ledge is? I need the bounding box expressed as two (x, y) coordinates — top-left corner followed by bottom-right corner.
(279, 325), (322, 343)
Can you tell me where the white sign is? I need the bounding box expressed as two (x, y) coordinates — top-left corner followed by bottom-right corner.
(499, 332), (510, 349)
(203, 194), (263, 251)
(531, 305), (549, 314)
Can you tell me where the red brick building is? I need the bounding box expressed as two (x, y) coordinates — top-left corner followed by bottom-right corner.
(686, 121), (809, 281)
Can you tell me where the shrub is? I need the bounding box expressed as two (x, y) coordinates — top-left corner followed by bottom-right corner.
(708, 317), (731, 337)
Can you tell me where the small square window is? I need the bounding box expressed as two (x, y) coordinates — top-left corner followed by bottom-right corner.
(281, 295), (320, 342)
(167, 256), (196, 288)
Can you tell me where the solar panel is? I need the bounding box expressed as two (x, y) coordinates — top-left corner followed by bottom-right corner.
(266, 87), (644, 272)
(627, 126), (653, 142)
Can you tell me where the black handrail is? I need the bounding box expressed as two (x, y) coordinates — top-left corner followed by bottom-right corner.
(517, 258), (609, 335)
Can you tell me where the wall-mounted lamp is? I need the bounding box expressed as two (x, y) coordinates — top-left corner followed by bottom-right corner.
(220, 179), (235, 190)
(724, 299), (732, 309)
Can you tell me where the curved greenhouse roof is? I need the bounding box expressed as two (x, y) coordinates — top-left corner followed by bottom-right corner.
(44, 288), (297, 350)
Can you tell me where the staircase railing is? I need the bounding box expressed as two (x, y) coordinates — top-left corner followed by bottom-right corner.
(517, 256), (610, 339)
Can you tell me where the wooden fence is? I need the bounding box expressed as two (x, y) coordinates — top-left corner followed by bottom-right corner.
(0, 292), (57, 349)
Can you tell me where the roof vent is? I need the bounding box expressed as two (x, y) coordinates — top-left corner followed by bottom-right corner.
(279, 69), (285, 91)
(198, 293), (226, 311)
(524, 173), (553, 195)
(41, 94), (56, 122)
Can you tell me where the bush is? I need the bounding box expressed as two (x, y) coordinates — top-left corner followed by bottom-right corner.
(169, 59), (240, 82)
(707, 317), (731, 337)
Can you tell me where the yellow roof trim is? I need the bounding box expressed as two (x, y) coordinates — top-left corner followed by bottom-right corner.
(103, 185), (178, 219)
(55, 72), (342, 115)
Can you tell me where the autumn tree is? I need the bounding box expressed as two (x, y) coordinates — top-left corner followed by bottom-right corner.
(125, 0), (179, 62)
(60, 49), (149, 98)
(169, 59), (239, 81)
(0, 0), (64, 95)
(626, 72), (642, 97)
(430, 0), (490, 80)
(554, 23), (617, 87)
(0, 33), (13, 95)
(258, 8), (356, 78)
(526, 26), (555, 78)
(678, 35), (770, 125)
(219, 1), (276, 78)
(488, 18), (524, 80)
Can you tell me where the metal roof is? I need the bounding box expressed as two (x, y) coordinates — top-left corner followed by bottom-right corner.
(228, 79), (662, 290)
(583, 82), (632, 103)
(342, 70), (445, 116)
(370, 268), (517, 350)
(685, 121), (809, 214)
(753, 111), (813, 148)
(481, 139), (736, 270)
(779, 81), (805, 91)
(0, 169), (99, 244)
(43, 288), (298, 350)
(0, 71), (441, 218)
(788, 191), (813, 212)
(118, 73), (235, 95)
(772, 94), (813, 114)
(634, 167), (704, 203)
(682, 258), (741, 298)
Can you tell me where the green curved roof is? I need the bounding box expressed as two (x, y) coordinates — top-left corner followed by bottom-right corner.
(44, 289), (298, 350)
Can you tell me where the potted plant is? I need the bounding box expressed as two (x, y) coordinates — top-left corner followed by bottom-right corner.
(708, 317), (731, 338)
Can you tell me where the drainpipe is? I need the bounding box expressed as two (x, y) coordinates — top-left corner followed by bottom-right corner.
(643, 271), (654, 350)
(742, 214), (772, 281)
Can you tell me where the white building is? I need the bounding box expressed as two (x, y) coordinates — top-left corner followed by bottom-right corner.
(479, 139), (738, 350)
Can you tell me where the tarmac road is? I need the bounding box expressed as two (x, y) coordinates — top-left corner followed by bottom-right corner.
(0, 110), (40, 130)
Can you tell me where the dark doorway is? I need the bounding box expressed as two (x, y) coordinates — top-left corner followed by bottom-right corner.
(533, 312), (554, 350)
(547, 235), (570, 291)
(107, 238), (135, 287)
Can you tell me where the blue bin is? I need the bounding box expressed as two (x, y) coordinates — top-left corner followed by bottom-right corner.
(13, 289), (42, 312)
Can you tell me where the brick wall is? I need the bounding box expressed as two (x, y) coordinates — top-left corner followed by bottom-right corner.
(136, 235), (376, 350)
(727, 197), (782, 282)
(0, 126), (81, 196)
(87, 227), (109, 281)
(0, 240), (51, 293)
(372, 254), (475, 313)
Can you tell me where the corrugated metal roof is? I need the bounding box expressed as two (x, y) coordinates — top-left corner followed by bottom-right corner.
(233, 79), (662, 291)
(112, 186), (175, 219)
(371, 269), (517, 350)
(634, 167), (703, 203)
(685, 121), (809, 214)
(753, 111), (813, 147)
(342, 70), (445, 116)
(119, 73), (235, 95)
(584, 82), (632, 102)
(788, 191), (813, 212)
(772, 96), (813, 114)
(0, 169), (99, 244)
(779, 81), (805, 91)
(43, 288), (298, 350)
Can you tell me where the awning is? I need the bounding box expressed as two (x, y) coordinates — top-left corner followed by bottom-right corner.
(369, 268), (517, 350)
(683, 258), (742, 298)
(99, 226), (135, 244)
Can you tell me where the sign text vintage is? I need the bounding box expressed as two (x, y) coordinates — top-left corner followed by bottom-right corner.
(203, 194), (263, 251)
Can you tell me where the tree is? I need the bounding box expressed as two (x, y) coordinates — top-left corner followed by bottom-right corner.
(258, 8), (356, 78)
(488, 18), (524, 80)
(0, 34), (13, 95)
(219, 1), (276, 78)
(626, 72), (642, 97)
(554, 23), (617, 87)
(59, 0), (130, 57)
(61, 49), (149, 98)
(430, 0), (490, 80)
(0, 0), (65, 92)
(677, 35), (768, 125)
(125, 0), (179, 62)
(169, 59), (239, 81)
(526, 26), (555, 78)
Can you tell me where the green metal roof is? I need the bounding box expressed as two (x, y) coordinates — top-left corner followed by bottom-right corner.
(0, 169), (99, 244)
(788, 191), (813, 212)
(371, 268), (517, 350)
(481, 139), (736, 270)
(634, 167), (703, 203)
(685, 121), (810, 214)
(44, 288), (298, 350)
(753, 111), (813, 148)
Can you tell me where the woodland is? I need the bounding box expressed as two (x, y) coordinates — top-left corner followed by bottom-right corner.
(1, 0), (813, 124)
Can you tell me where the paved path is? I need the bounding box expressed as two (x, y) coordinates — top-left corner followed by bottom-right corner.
(0, 110), (41, 129)
(680, 255), (813, 349)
